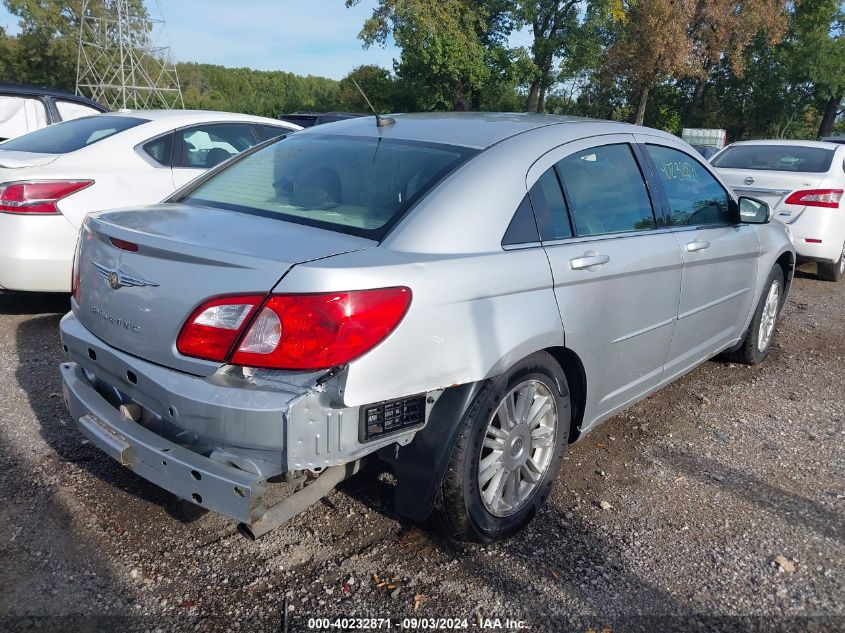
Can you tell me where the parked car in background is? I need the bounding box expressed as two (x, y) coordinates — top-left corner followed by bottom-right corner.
(691, 144), (720, 160)
(0, 110), (300, 292)
(0, 83), (107, 142)
(712, 140), (845, 281)
(278, 111), (364, 128)
(60, 113), (794, 542)
(821, 133), (845, 145)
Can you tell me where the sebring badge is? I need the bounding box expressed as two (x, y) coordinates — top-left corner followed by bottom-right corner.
(93, 262), (159, 291)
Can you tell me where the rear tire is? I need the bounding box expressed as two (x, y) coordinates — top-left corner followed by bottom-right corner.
(722, 266), (784, 365)
(434, 351), (570, 543)
(817, 242), (845, 282)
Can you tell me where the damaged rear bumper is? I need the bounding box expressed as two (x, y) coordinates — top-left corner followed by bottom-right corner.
(58, 312), (430, 529)
(62, 361), (266, 523)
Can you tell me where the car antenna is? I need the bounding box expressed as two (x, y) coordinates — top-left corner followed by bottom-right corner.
(351, 78), (395, 128)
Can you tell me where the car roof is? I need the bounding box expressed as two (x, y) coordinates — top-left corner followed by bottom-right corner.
(727, 139), (842, 150)
(295, 112), (652, 150)
(0, 83), (106, 110)
(99, 109), (298, 126)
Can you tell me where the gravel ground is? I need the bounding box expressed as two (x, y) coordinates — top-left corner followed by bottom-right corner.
(0, 264), (843, 633)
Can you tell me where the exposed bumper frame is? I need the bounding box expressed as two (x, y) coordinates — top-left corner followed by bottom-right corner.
(62, 362), (266, 523)
(58, 312), (432, 531)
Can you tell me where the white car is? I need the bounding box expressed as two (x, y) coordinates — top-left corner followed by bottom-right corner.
(0, 110), (300, 292)
(712, 140), (845, 281)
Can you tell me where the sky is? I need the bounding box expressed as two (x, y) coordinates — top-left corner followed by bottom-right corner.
(0, 0), (404, 80)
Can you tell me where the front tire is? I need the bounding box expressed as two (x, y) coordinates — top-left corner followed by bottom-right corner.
(723, 266), (784, 365)
(817, 242), (845, 282)
(434, 352), (570, 542)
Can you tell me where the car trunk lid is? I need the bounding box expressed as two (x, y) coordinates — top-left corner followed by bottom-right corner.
(74, 203), (375, 375)
(717, 168), (826, 220)
(0, 151), (60, 182)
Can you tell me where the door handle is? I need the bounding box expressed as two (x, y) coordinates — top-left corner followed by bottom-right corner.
(569, 252), (610, 271)
(685, 239), (711, 252)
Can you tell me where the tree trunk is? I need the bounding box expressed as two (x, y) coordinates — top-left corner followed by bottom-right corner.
(817, 95), (842, 139)
(686, 76), (708, 126)
(635, 85), (650, 126)
(537, 81), (548, 113)
(526, 79), (541, 113)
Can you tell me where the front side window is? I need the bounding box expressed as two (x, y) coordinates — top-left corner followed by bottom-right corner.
(646, 145), (732, 227)
(556, 144), (656, 236)
(0, 115), (145, 153)
(174, 123), (259, 169)
(181, 134), (477, 240)
(255, 124), (290, 142)
(712, 144), (835, 173)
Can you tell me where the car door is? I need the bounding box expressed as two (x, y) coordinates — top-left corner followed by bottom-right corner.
(637, 137), (760, 379)
(170, 123), (262, 189)
(529, 135), (684, 425)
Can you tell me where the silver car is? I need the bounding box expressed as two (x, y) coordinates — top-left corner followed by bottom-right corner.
(60, 113), (795, 542)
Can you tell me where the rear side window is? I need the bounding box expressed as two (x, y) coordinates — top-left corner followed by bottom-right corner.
(528, 168), (572, 241)
(54, 100), (102, 122)
(174, 123), (259, 169)
(712, 144), (835, 173)
(556, 144), (656, 236)
(0, 115), (145, 153)
(502, 195), (540, 246)
(182, 134), (477, 240)
(645, 145), (732, 227)
(143, 133), (174, 166)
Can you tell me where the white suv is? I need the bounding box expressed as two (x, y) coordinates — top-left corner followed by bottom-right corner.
(713, 140), (845, 281)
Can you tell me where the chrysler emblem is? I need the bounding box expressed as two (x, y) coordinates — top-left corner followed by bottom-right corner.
(93, 262), (159, 290)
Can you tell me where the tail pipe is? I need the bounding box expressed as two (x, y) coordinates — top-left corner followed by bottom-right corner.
(238, 460), (364, 540)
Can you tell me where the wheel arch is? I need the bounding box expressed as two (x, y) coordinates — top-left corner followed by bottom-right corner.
(390, 345), (588, 523)
(775, 250), (794, 306)
(544, 346), (587, 443)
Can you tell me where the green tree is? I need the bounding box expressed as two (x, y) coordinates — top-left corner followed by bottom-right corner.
(684, 0), (790, 125)
(785, 0), (845, 137)
(2, 0), (148, 90)
(347, 0), (494, 110)
(605, 0), (696, 126)
(339, 64), (397, 112)
(516, 1), (583, 112)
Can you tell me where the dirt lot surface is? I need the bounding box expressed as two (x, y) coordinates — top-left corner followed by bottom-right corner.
(0, 264), (843, 633)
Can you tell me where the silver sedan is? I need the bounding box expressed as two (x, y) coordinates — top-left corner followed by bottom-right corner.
(60, 113), (795, 541)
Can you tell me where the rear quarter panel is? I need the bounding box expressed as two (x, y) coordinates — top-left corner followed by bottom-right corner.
(275, 246), (562, 408)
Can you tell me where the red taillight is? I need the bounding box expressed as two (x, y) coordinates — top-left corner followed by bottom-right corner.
(176, 287), (412, 370)
(0, 180), (94, 214)
(71, 221), (92, 302)
(176, 295), (265, 361)
(784, 189), (843, 209)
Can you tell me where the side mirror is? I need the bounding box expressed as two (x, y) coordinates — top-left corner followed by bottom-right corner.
(738, 196), (770, 224)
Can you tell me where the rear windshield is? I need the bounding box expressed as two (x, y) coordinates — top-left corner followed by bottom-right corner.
(712, 144), (835, 173)
(181, 134), (478, 240)
(0, 115), (146, 154)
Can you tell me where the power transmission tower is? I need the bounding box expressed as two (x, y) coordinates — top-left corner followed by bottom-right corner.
(76, 0), (184, 110)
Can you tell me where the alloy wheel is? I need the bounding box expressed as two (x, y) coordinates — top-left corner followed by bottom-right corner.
(757, 280), (780, 352)
(477, 380), (557, 517)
